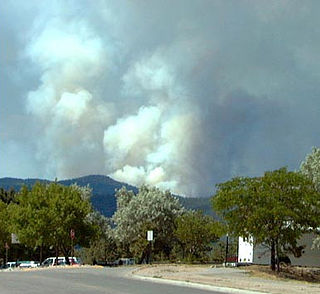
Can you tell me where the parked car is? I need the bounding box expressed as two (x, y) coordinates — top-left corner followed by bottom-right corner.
(6, 261), (17, 269)
(115, 258), (135, 266)
(41, 257), (81, 267)
(17, 261), (39, 268)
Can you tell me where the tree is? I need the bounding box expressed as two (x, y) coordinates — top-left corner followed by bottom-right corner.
(48, 183), (97, 264)
(8, 183), (51, 261)
(81, 211), (118, 264)
(0, 200), (10, 262)
(212, 168), (320, 271)
(9, 182), (97, 263)
(300, 147), (320, 248)
(112, 186), (184, 262)
(174, 210), (223, 261)
(300, 147), (320, 191)
(0, 187), (16, 204)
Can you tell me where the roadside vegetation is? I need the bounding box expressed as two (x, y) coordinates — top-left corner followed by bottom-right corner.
(0, 183), (223, 266)
(212, 167), (320, 271)
(1, 148), (320, 274)
(212, 147), (320, 272)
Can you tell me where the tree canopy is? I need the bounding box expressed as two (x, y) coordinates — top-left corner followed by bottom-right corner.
(0, 187), (16, 204)
(300, 147), (320, 248)
(175, 210), (223, 261)
(9, 182), (97, 262)
(0, 201), (10, 252)
(300, 147), (320, 191)
(112, 185), (184, 262)
(212, 167), (320, 271)
(0, 187), (14, 253)
(81, 211), (118, 264)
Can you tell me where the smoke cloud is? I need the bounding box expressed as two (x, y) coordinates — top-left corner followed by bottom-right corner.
(2, 0), (320, 196)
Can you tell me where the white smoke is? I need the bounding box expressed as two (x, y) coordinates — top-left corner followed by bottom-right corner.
(24, 14), (197, 194)
(26, 18), (115, 178)
(103, 105), (162, 170)
(103, 49), (199, 194)
(8, 0), (317, 196)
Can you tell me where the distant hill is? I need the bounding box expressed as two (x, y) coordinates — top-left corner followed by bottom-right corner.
(0, 175), (137, 217)
(0, 175), (214, 217)
(179, 196), (215, 217)
(59, 175), (138, 217)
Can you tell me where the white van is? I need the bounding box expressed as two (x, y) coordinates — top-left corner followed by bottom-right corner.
(6, 262), (17, 269)
(41, 257), (80, 267)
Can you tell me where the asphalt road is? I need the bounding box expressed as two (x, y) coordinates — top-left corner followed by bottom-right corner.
(0, 267), (229, 294)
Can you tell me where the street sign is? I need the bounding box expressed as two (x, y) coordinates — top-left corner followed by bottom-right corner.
(11, 233), (20, 244)
(70, 229), (75, 240)
(147, 230), (153, 241)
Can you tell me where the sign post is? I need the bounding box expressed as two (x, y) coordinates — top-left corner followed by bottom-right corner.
(70, 229), (75, 263)
(147, 230), (153, 264)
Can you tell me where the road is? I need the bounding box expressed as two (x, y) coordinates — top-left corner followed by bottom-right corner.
(0, 267), (231, 294)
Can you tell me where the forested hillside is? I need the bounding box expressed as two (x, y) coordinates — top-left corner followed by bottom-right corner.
(0, 175), (213, 217)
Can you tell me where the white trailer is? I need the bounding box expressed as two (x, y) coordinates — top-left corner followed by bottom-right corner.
(238, 237), (253, 264)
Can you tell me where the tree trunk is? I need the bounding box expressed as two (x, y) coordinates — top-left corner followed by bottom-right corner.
(182, 244), (185, 260)
(39, 244), (43, 263)
(61, 244), (70, 265)
(270, 240), (276, 271)
(55, 243), (59, 266)
(138, 244), (149, 264)
(104, 238), (107, 262)
(65, 253), (70, 265)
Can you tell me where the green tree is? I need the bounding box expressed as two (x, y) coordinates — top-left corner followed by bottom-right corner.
(112, 186), (184, 263)
(0, 200), (10, 262)
(0, 187), (16, 204)
(81, 211), (118, 264)
(212, 168), (320, 271)
(175, 210), (223, 261)
(8, 183), (51, 261)
(9, 182), (97, 263)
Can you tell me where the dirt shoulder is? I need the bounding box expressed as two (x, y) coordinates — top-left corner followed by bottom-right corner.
(133, 264), (320, 294)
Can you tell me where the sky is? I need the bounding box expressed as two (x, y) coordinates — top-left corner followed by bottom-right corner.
(1, 0), (320, 197)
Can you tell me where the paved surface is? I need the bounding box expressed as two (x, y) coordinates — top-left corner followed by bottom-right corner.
(133, 264), (320, 294)
(0, 267), (235, 294)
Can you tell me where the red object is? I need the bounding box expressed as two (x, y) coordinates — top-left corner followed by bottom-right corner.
(70, 229), (75, 240)
(227, 256), (238, 262)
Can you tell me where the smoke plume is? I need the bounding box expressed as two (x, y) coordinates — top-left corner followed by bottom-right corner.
(2, 0), (320, 196)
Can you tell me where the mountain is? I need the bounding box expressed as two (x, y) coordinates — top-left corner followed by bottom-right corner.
(178, 196), (215, 217)
(59, 175), (138, 217)
(0, 175), (213, 217)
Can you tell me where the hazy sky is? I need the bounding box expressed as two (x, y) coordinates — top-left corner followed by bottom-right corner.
(1, 0), (320, 196)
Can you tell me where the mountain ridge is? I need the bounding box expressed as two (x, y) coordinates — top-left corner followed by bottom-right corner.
(0, 175), (213, 217)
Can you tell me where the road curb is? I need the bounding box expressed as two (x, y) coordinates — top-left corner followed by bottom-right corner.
(132, 274), (269, 294)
